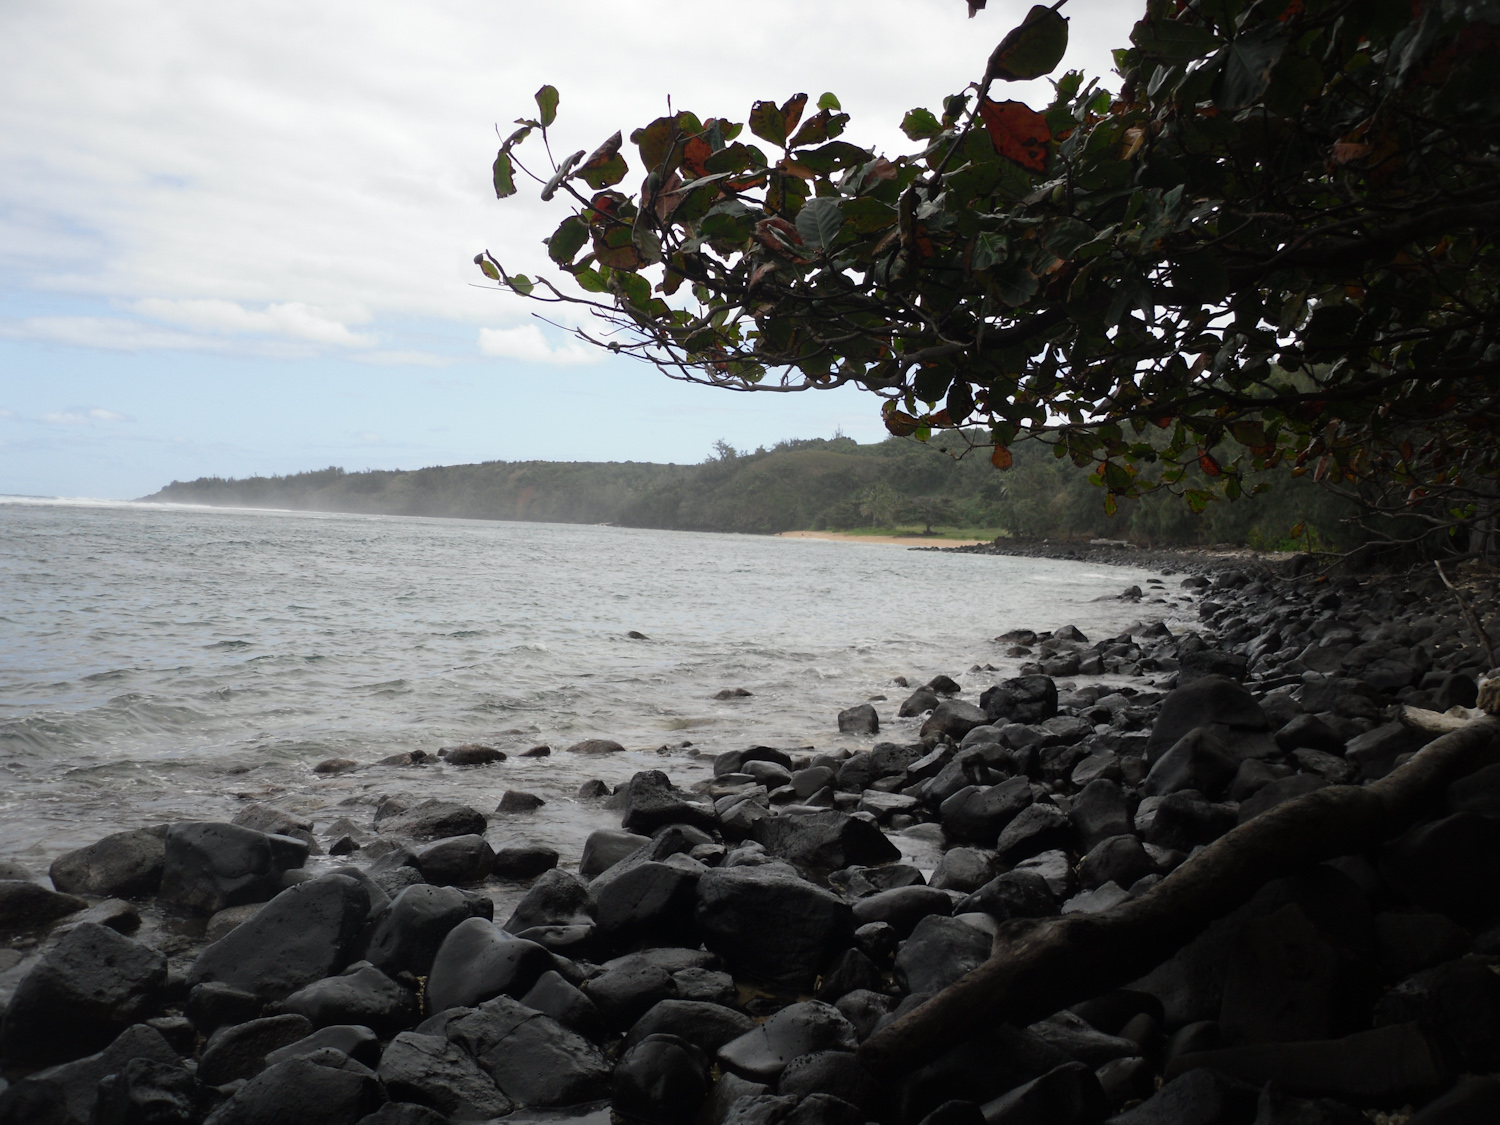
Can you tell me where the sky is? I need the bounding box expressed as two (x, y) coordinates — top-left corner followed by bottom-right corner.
(0, 0), (1139, 498)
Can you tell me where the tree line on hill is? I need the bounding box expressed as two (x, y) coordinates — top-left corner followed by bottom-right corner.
(146, 432), (1360, 551)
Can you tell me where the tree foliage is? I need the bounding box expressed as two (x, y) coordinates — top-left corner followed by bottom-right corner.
(479, 0), (1500, 552)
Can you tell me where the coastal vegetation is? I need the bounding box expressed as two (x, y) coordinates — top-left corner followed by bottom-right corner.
(482, 0), (1500, 560)
(147, 430), (1357, 547)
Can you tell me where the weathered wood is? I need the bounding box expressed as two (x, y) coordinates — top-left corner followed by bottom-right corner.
(859, 711), (1500, 1073)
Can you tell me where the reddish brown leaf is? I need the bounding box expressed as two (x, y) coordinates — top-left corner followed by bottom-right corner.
(683, 136), (713, 178)
(979, 99), (1051, 173)
(884, 408), (922, 437)
(991, 444), (1013, 469)
(1198, 449), (1222, 477)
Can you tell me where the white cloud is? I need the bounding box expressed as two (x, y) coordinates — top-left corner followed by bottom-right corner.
(0, 408), (16, 419)
(89, 408), (126, 421)
(478, 324), (600, 366)
(0, 0), (1137, 357)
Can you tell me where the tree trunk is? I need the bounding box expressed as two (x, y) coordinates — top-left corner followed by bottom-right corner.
(858, 707), (1500, 1074)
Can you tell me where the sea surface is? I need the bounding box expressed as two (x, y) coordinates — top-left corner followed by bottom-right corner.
(0, 499), (1191, 873)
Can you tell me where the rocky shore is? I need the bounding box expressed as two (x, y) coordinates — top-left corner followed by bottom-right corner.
(2, 557), (1499, 1125)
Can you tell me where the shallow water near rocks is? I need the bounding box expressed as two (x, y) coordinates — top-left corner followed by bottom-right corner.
(0, 499), (1190, 875)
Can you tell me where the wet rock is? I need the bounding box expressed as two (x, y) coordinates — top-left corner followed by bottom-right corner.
(586, 959), (679, 1032)
(0, 880), (86, 931)
(1374, 911), (1469, 979)
(718, 1001), (857, 1083)
(48, 829), (165, 899)
(506, 868), (594, 932)
(521, 970), (605, 1041)
(158, 822), (303, 915)
(897, 1025), (1070, 1125)
(623, 771), (718, 835)
(363, 884), (476, 977)
(281, 961), (418, 1037)
(412, 835), (495, 886)
(491, 843), (558, 879)
(1141, 793), (1237, 852)
(779, 1051), (878, 1113)
(980, 1060), (1107, 1125)
(834, 990), (894, 1042)
(939, 779), (1032, 843)
(0, 1023), (178, 1125)
(357, 1102), (452, 1125)
(920, 701), (990, 746)
(1145, 676), (1269, 763)
(203, 1050), (385, 1125)
(581, 829), (652, 878)
(1237, 774), (1327, 823)
(1275, 714), (1345, 755)
(752, 811), (900, 871)
(837, 705), (879, 736)
(94, 1056), (221, 1125)
(1143, 729), (1238, 799)
(850, 885), (953, 938)
(1027, 1012), (1139, 1066)
(0, 922), (167, 1065)
(593, 859), (702, 949)
(1447, 761), (1500, 817)
(1345, 723), (1419, 781)
(815, 948), (883, 1002)
(496, 790), (545, 813)
(315, 758), (360, 774)
(981, 676), (1058, 725)
(1167, 1022), (1449, 1102)
(930, 847), (997, 893)
(188, 874), (370, 1000)
(1381, 812), (1500, 924)
(578, 778), (612, 797)
(996, 804), (1074, 864)
(1374, 959), (1500, 1071)
(569, 738), (627, 755)
(187, 981), (263, 1033)
(958, 869), (1057, 920)
(265, 1024), (382, 1068)
(895, 915), (993, 995)
(696, 865), (853, 991)
(376, 799), (487, 841)
(1219, 904), (1340, 1044)
(378, 1031), (511, 1121)
(613, 1033), (710, 1125)
(1079, 836), (1156, 892)
(900, 689), (940, 718)
(673, 965), (736, 1005)
(1068, 780), (1133, 852)
(198, 1013), (315, 1085)
(446, 744), (506, 766)
(445, 994), (612, 1106)
(425, 918), (552, 1013)
(1105, 1067), (1257, 1125)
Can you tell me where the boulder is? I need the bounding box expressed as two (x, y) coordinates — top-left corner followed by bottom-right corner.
(838, 705), (880, 735)
(491, 843), (559, 878)
(187, 874), (370, 1000)
(1079, 836), (1156, 892)
(520, 970), (606, 1041)
(187, 981), (264, 1033)
(93, 1057), (221, 1125)
(1275, 714), (1346, 755)
(895, 915), (993, 995)
(1374, 911), (1469, 979)
(930, 848), (997, 894)
(265, 1024), (381, 1068)
(445, 994), (612, 1106)
(1345, 723), (1419, 781)
(613, 1034), (710, 1125)
(939, 779), (1033, 843)
(158, 822), (304, 914)
(995, 804), (1074, 863)
(198, 1013), (315, 1085)
(920, 701), (990, 745)
(778, 1051), (878, 1112)
(1381, 812), (1500, 924)
(1219, 904), (1340, 1044)
(377, 1031), (512, 1121)
(718, 1001), (858, 1082)
(959, 870), (1057, 921)
(1237, 774), (1328, 823)
(586, 959), (680, 1032)
(413, 834), (495, 885)
(979, 1061), (1107, 1125)
(899, 690), (940, 718)
(425, 918), (552, 1013)
(202, 1050), (385, 1125)
(281, 961), (419, 1037)
(0, 1023), (178, 1125)
(1447, 761), (1500, 818)
(505, 868), (594, 932)
(0, 880), (86, 931)
(622, 770), (718, 835)
(751, 811), (900, 871)
(0, 922), (167, 1065)
(593, 859), (702, 949)
(626, 999), (754, 1054)
(1069, 779), (1134, 852)
(851, 885), (953, 939)
(1141, 793), (1237, 853)
(362, 884), (477, 977)
(48, 829), (165, 899)
(1142, 729), (1239, 799)
(376, 799), (487, 841)
(897, 1025), (1071, 1124)
(567, 738), (627, 754)
(1144, 676), (1269, 763)
(696, 865), (853, 990)
(980, 676), (1058, 725)
(581, 829), (653, 878)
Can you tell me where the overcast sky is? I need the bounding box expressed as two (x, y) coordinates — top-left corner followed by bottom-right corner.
(0, 0), (1139, 498)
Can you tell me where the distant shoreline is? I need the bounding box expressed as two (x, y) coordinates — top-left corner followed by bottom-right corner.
(775, 530), (991, 547)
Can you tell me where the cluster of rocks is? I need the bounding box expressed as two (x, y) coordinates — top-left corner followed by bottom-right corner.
(3, 559), (1499, 1125)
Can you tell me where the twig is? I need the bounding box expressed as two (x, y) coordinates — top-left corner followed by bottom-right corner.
(1435, 560), (1498, 668)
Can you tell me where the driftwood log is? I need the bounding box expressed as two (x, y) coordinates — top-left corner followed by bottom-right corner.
(858, 684), (1500, 1074)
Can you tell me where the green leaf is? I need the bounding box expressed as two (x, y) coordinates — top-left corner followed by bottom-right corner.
(575, 132), (627, 189)
(901, 107), (943, 140)
(749, 99), (788, 147)
(817, 92), (842, 111)
(534, 85), (559, 129)
(794, 197), (844, 251)
(1214, 24), (1286, 109)
(508, 274), (534, 296)
(631, 116), (682, 173)
(842, 196), (897, 233)
(991, 263), (1039, 307)
(1130, 17), (1223, 61)
(573, 267), (608, 293)
(492, 151), (517, 198)
(1169, 250), (1230, 303)
(1044, 218), (1097, 260)
(987, 5), (1070, 82)
(795, 141), (872, 174)
(969, 231), (1008, 271)
(546, 216), (589, 265)
(473, 254), (500, 282)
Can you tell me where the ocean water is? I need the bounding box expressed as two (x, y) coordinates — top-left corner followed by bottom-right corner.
(0, 499), (1190, 872)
